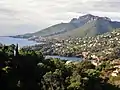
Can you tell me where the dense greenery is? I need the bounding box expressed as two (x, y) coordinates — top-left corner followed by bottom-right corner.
(0, 44), (120, 90)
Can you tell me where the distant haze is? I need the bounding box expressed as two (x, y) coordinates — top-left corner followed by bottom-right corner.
(0, 0), (120, 36)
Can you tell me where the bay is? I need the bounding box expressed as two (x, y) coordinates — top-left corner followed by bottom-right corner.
(0, 37), (82, 61)
(0, 37), (38, 47)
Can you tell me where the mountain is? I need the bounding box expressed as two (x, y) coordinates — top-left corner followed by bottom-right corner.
(15, 14), (120, 39)
(32, 23), (77, 37)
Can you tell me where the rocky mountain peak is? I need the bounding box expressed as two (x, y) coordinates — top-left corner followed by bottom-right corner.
(79, 14), (111, 21)
(70, 14), (111, 27)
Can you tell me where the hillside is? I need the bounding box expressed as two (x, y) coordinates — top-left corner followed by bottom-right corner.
(24, 29), (120, 59)
(15, 14), (120, 39)
(32, 23), (77, 37)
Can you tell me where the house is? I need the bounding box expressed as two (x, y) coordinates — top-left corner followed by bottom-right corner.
(91, 60), (98, 66)
(111, 69), (119, 77)
(55, 43), (62, 46)
(111, 72), (117, 77)
(114, 65), (120, 69)
(91, 55), (100, 61)
(65, 61), (72, 65)
(91, 60), (102, 66)
(82, 52), (89, 58)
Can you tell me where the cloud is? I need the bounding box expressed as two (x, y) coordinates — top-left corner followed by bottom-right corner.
(0, 0), (120, 35)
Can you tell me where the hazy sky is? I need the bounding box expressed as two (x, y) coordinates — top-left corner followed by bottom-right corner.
(0, 0), (120, 35)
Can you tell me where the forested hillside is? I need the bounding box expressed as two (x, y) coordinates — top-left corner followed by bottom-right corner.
(0, 44), (120, 90)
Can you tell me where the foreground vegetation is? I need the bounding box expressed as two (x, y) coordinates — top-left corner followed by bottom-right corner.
(0, 44), (120, 90)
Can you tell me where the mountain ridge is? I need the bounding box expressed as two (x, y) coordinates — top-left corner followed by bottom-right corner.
(14, 14), (120, 39)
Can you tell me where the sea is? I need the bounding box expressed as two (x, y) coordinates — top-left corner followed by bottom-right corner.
(0, 37), (38, 47)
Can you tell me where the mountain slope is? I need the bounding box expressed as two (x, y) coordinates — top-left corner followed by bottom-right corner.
(32, 23), (77, 37)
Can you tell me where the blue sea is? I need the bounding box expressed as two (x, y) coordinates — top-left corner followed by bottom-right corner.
(0, 37), (38, 47)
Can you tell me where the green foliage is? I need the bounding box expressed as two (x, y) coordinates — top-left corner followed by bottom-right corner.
(0, 44), (119, 90)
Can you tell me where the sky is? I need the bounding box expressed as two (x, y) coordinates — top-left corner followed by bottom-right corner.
(0, 0), (120, 35)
